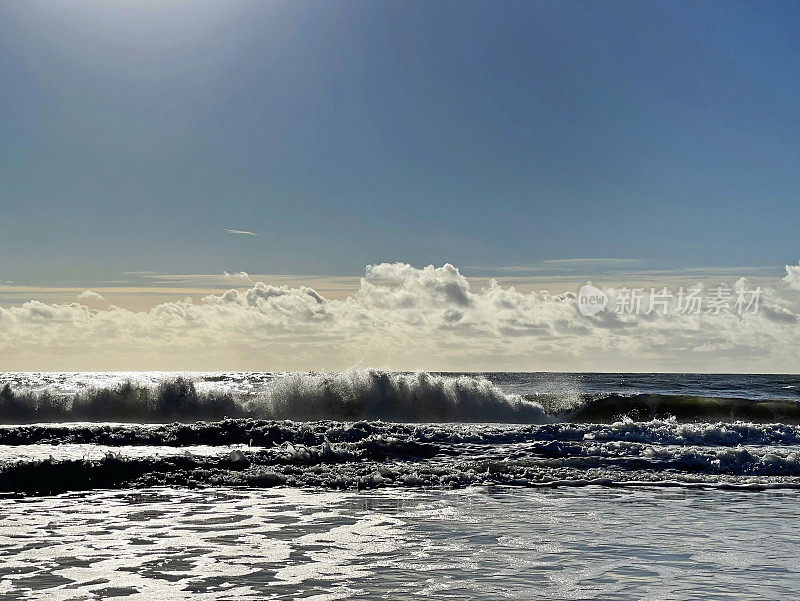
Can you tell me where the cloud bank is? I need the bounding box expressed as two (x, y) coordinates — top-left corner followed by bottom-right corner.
(2, 262), (800, 371)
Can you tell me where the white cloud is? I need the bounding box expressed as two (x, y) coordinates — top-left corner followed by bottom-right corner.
(224, 271), (254, 284)
(1, 262), (800, 371)
(783, 261), (800, 290)
(78, 290), (105, 301)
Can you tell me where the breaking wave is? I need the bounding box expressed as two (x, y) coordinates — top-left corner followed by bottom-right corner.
(0, 370), (548, 424)
(4, 370), (800, 495)
(3, 369), (800, 425)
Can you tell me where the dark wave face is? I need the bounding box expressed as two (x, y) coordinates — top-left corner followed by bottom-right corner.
(2, 371), (800, 495)
(550, 393), (800, 424)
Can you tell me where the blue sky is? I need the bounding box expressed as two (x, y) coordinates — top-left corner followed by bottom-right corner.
(1, 0), (798, 285)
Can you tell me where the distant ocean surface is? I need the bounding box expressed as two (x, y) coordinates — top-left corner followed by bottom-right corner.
(2, 370), (800, 599)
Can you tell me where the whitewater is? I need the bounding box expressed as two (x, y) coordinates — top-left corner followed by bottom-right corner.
(3, 370), (800, 494)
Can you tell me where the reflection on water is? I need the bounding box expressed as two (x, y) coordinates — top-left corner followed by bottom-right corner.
(1, 486), (799, 600)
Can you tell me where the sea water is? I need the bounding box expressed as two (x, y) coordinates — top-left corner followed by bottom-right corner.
(1, 370), (799, 599)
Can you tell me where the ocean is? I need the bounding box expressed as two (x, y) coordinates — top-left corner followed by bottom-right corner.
(1, 370), (800, 599)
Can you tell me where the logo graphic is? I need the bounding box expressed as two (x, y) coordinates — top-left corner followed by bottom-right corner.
(578, 282), (608, 316)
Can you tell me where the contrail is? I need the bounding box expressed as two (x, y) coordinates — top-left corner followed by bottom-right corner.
(224, 229), (258, 236)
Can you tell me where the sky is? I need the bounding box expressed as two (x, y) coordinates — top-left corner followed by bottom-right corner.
(1, 1), (799, 371)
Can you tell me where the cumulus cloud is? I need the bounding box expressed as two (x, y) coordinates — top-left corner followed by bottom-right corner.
(77, 290), (105, 301)
(224, 271), (254, 284)
(783, 261), (800, 290)
(2, 262), (800, 371)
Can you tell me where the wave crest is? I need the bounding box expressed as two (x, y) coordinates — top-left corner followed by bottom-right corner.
(0, 370), (548, 424)
(247, 369), (547, 423)
(4, 370), (800, 425)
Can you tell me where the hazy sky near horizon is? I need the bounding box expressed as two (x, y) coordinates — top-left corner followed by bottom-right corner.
(1, 0), (799, 286)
